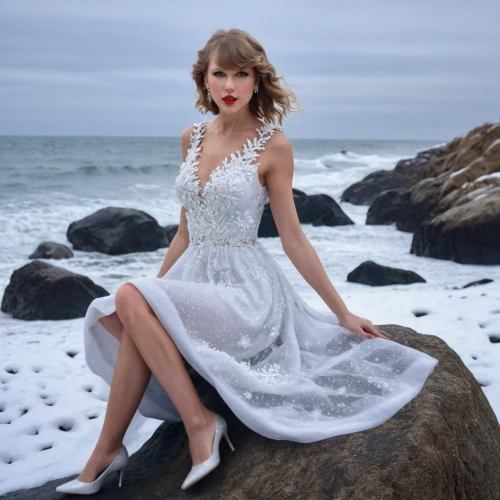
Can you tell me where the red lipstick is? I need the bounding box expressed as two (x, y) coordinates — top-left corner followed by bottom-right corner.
(222, 95), (238, 105)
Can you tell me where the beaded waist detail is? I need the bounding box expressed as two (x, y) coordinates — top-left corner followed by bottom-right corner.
(190, 237), (257, 248)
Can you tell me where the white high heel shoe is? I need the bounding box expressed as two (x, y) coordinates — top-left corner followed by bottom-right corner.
(181, 413), (235, 490)
(55, 445), (129, 495)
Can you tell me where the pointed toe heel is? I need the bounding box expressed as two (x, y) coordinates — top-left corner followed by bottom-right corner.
(180, 413), (235, 490)
(55, 445), (129, 495)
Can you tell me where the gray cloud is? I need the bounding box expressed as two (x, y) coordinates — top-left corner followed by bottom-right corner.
(1, 0), (499, 139)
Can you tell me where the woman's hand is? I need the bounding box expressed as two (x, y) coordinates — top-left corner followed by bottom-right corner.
(338, 312), (391, 340)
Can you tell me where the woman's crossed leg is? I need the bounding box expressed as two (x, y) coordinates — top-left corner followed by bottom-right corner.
(77, 283), (217, 483)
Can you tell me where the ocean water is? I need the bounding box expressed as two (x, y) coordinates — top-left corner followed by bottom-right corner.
(1, 133), (500, 495)
(0, 134), (434, 257)
(0, 134), (435, 295)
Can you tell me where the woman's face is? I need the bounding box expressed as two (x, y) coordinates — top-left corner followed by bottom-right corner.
(204, 56), (258, 112)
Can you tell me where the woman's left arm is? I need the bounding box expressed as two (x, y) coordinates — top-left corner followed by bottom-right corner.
(264, 132), (389, 341)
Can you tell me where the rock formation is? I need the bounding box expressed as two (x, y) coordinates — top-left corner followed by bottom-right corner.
(346, 122), (500, 264)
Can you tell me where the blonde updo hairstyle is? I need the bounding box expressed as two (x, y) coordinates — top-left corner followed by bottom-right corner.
(192, 28), (303, 127)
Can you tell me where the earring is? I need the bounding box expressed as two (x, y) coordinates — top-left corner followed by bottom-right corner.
(254, 87), (259, 94)
(207, 88), (212, 103)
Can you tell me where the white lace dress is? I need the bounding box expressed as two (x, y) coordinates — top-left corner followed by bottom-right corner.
(83, 120), (439, 443)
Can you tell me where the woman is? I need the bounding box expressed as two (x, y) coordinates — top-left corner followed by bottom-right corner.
(56, 28), (438, 495)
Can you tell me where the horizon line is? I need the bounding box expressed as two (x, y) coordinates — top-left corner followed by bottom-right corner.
(0, 133), (445, 142)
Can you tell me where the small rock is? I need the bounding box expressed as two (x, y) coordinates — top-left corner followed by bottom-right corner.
(347, 261), (426, 286)
(29, 241), (74, 260)
(462, 279), (494, 289)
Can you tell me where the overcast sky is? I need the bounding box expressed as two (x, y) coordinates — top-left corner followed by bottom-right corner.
(1, 0), (499, 140)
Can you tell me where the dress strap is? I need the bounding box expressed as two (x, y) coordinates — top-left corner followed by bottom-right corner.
(182, 122), (205, 166)
(246, 122), (281, 158)
(189, 122), (205, 148)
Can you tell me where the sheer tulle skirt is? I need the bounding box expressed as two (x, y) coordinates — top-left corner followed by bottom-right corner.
(84, 241), (439, 442)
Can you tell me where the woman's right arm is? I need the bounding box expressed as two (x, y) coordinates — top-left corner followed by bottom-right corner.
(156, 124), (195, 278)
(156, 205), (189, 278)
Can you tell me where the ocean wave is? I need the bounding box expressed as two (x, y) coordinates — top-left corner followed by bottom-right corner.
(74, 163), (171, 176)
(6, 163), (176, 181)
(296, 151), (403, 172)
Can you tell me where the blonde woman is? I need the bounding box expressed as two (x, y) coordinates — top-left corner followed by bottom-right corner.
(56, 28), (438, 495)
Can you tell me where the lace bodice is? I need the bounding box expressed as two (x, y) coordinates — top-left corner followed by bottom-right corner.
(174, 120), (280, 247)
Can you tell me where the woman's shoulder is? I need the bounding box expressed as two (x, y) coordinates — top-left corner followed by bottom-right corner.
(181, 121), (202, 138)
(266, 123), (291, 153)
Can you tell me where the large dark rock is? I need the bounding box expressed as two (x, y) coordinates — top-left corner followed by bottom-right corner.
(366, 189), (412, 225)
(7, 325), (500, 499)
(1, 260), (109, 320)
(394, 176), (449, 233)
(347, 260), (426, 286)
(395, 201), (440, 233)
(411, 215), (500, 265)
(258, 206), (279, 237)
(259, 189), (353, 238)
(292, 187), (307, 198)
(259, 189), (306, 237)
(28, 241), (74, 260)
(366, 182), (449, 232)
(341, 170), (408, 206)
(67, 207), (169, 255)
(295, 194), (354, 226)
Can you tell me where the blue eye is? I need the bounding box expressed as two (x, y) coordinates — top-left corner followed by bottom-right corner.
(213, 71), (248, 77)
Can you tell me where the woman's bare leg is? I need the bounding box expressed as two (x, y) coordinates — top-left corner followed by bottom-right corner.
(77, 325), (152, 482)
(114, 284), (217, 468)
(98, 312), (124, 341)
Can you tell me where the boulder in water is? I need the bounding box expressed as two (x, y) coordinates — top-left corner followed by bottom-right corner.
(67, 207), (169, 255)
(28, 241), (74, 260)
(259, 190), (353, 238)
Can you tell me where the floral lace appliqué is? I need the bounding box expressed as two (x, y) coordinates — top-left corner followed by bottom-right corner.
(174, 120), (280, 248)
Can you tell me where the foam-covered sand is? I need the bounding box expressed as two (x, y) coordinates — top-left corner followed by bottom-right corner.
(1, 140), (499, 495)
